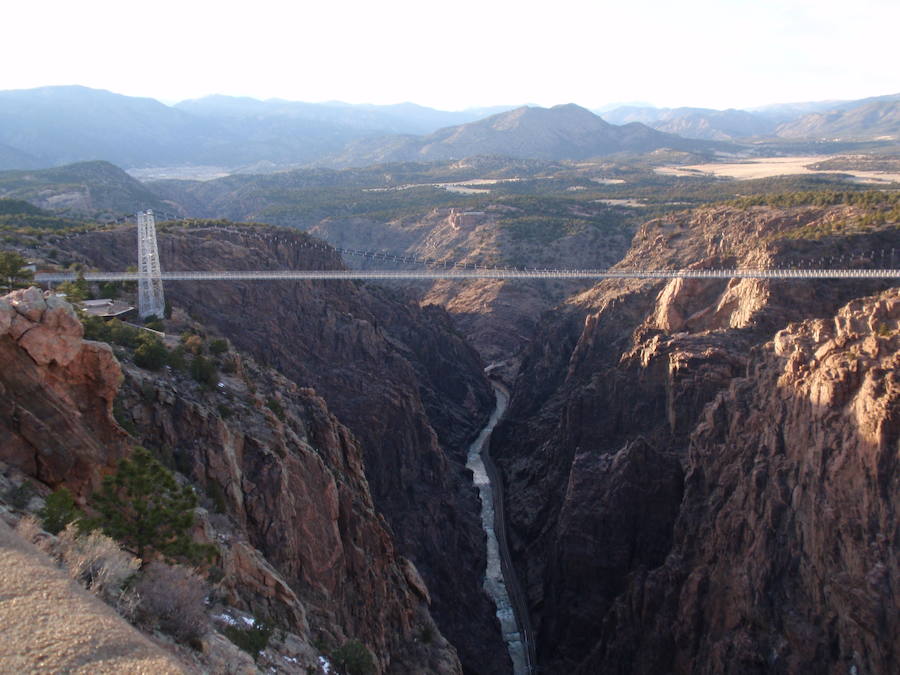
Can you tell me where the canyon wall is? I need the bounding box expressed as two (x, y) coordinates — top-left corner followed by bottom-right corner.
(64, 224), (508, 674)
(588, 289), (899, 674)
(492, 205), (899, 672)
(0, 285), (462, 672)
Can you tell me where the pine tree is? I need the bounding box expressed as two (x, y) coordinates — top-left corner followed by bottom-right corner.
(89, 447), (198, 561)
(39, 487), (83, 534)
(0, 251), (32, 292)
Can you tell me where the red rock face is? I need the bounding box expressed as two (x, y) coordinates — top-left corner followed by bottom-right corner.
(491, 205), (900, 673)
(116, 362), (462, 673)
(0, 288), (128, 494)
(65, 225), (509, 674)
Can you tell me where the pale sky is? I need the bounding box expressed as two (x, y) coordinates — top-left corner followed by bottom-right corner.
(3, 0), (898, 110)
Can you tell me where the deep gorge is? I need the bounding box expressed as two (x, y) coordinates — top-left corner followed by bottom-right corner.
(3, 200), (899, 674)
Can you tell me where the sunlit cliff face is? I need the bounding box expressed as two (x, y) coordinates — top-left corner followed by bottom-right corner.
(774, 290), (900, 448)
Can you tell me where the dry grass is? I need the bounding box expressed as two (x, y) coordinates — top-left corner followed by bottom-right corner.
(57, 524), (141, 600)
(0, 519), (187, 673)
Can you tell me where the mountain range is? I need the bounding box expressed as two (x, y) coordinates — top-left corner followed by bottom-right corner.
(0, 86), (898, 172)
(323, 103), (722, 167)
(600, 94), (900, 141)
(0, 86), (517, 171)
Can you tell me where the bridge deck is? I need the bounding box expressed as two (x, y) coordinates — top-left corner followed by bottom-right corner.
(34, 268), (900, 282)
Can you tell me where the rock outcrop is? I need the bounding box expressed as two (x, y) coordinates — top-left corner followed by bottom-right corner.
(0, 287), (128, 493)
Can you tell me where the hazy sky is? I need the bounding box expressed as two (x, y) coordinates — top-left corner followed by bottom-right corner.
(4, 0), (897, 110)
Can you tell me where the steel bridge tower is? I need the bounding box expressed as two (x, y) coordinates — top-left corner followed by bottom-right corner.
(137, 209), (165, 319)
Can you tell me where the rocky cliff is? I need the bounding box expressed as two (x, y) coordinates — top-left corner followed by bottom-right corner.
(0, 285), (462, 672)
(0, 287), (128, 493)
(586, 289), (899, 673)
(62, 223), (508, 674)
(492, 203), (899, 672)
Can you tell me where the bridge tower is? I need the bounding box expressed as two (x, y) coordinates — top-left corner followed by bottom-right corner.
(137, 209), (165, 319)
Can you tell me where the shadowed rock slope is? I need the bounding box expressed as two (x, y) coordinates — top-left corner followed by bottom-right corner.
(0, 286), (462, 673)
(492, 203), (900, 673)
(588, 288), (899, 674)
(62, 223), (508, 674)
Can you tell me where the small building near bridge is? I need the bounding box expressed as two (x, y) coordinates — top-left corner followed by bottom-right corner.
(78, 298), (135, 319)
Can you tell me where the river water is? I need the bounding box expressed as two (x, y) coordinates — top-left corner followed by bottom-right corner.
(466, 384), (531, 674)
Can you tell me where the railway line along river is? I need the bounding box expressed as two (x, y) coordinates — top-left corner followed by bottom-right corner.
(466, 381), (534, 674)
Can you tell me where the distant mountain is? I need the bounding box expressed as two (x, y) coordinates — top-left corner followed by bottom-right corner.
(0, 141), (41, 171)
(174, 96), (505, 136)
(324, 104), (720, 167)
(0, 160), (171, 214)
(748, 99), (849, 124)
(600, 106), (775, 140)
(776, 98), (900, 140)
(600, 95), (900, 141)
(0, 86), (516, 171)
(0, 86), (212, 168)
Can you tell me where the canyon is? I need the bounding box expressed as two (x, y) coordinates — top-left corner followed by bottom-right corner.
(1, 194), (898, 673)
(492, 204), (899, 672)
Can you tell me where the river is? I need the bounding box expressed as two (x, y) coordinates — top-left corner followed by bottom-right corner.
(466, 383), (533, 674)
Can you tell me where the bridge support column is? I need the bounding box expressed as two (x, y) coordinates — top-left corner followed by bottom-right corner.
(137, 210), (165, 320)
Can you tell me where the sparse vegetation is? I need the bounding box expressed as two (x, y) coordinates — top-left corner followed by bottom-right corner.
(113, 397), (137, 436)
(86, 446), (203, 562)
(209, 338), (229, 355)
(134, 561), (209, 643)
(266, 396), (286, 421)
(57, 270), (91, 301)
(57, 523), (140, 599)
(331, 639), (376, 675)
(190, 354), (218, 386)
(206, 480), (228, 514)
(223, 619), (273, 658)
(4, 480), (36, 510)
(132, 337), (168, 370)
(166, 345), (188, 371)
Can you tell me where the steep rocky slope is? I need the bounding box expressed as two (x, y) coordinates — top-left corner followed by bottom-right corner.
(0, 286), (462, 672)
(491, 203), (899, 672)
(61, 224), (508, 674)
(587, 289), (899, 674)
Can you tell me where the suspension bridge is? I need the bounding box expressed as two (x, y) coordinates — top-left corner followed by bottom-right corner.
(34, 210), (900, 318)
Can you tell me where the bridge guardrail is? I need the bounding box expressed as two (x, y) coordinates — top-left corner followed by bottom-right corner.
(35, 268), (900, 283)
